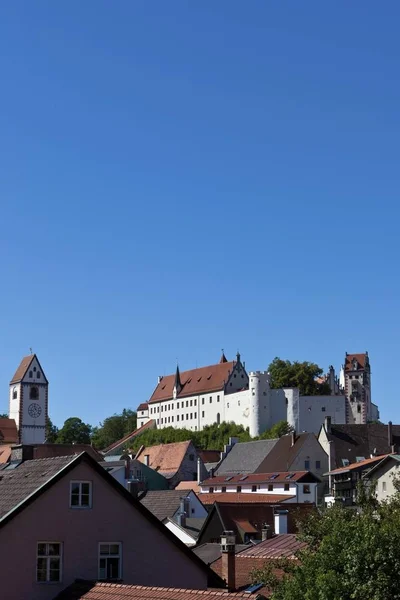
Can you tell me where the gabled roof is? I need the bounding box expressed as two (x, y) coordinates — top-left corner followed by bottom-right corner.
(103, 419), (156, 455)
(136, 403), (149, 411)
(237, 533), (307, 559)
(193, 543), (251, 565)
(322, 423), (400, 468)
(0, 418), (18, 444)
(0, 452), (222, 587)
(326, 453), (390, 475)
(201, 471), (318, 486)
(10, 354), (48, 384)
(166, 516), (206, 540)
(149, 359), (238, 403)
(139, 489), (203, 521)
(215, 439), (279, 475)
(199, 493), (294, 505)
(344, 353), (368, 372)
(255, 433), (313, 473)
(364, 454), (400, 479)
(175, 481), (201, 493)
(135, 440), (193, 479)
(53, 580), (263, 600)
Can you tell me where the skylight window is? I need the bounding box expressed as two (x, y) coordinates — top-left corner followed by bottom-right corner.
(285, 474), (295, 479)
(270, 474), (278, 480)
(239, 475), (248, 481)
(225, 476), (233, 481)
(197, 377), (202, 382)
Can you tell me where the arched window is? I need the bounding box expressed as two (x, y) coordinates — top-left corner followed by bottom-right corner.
(216, 413), (220, 425)
(12, 387), (17, 400)
(37, 371), (41, 379)
(30, 386), (39, 400)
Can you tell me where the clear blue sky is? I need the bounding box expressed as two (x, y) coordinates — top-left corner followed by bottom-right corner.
(0, 2), (399, 427)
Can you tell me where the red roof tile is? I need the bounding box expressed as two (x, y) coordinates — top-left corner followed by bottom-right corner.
(211, 557), (273, 594)
(0, 445), (12, 464)
(344, 353), (367, 372)
(202, 471), (311, 485)
(136, 441), (192, 478)
(175, 481), (201, 493)
(54, 581), (259, 599)
(199, 492), (294, 505)
(149, 360), (237, 403)
(137, 403), (149, 411)
(103, 420), (156, 454)
(10, 355), (35, 384)
(0, 418), (18, 444)
(238, 534), (307, 559)
(327, 453), (389, 475)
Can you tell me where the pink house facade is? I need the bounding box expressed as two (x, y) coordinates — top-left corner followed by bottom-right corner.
(0, 453), (217, 600)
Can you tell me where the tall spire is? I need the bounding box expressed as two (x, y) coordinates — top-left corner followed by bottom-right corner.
(173, 365), (182, 399)
(220, 349), (227, 364)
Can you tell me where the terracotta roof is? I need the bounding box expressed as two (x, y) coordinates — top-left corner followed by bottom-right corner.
(10, 355), (35, 383)
(199, 493), (294, 505)
(137, 403), (149, 411)
(211, 556), (273, 594)
(135, 440), (192, 478)
(149, 360), (237, 403)
(0, 445), (13, 465)
(0, 418), (18, 444)
(327, 453), (389, 475)
(175, 481), (201, 493)
(53, 580), (264, 599)
(202, 471), (313, 485)
(238, 534), (307, 559)
(197, 450), (221, 464)
(233, 519), (258, 533)
(103, 419), (156, 454)
(344, 353), (367, 372)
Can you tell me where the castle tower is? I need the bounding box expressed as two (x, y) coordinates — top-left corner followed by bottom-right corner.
(343, 352), (371, 424)
(9, 354), (48, 444)
(248, 371), (271, 437)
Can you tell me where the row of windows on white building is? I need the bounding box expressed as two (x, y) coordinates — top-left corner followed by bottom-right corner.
(148, 394), (222, 415)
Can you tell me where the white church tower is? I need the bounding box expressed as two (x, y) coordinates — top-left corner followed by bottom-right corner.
(9, 354), (48, 444)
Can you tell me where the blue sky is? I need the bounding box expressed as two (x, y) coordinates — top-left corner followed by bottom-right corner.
(0, 2), (399, 427)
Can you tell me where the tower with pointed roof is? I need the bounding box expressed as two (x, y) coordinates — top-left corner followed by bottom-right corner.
(341, 352), (374, 424)
(9, 354), (48, 444)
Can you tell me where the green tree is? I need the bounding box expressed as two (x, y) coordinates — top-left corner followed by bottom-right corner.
(56, 417), (92, 444)
(268, 357), (331, 395)
(257, 420), (293, 440)
(91, 409), (137, 450)
(45, 417), (59, 443)
(0, 413), (8, 418)
(251, 484), (400, 600)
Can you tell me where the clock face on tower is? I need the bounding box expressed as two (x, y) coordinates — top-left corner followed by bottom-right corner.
(28, 403), (42, 418)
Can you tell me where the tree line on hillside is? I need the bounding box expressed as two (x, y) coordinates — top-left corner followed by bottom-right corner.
(251, 479), (400, 600)
(19, 357), (326, 448)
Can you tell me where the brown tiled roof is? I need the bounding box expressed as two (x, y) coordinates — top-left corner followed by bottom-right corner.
(233, 519), (258, 533)
(202, 471), (313, 485)
(10, 355), (35, 383)
(0, 445), (13, 464)
(53, 580), (263, 599)
(175, 481), (201, 493)
(211, 556), (272, 593)
(149, 360), (236, 403)
(199, 493), (294, 505)
(327, 453), (389, 475)
(137, 403), (149, 411)
(255, 434), (310, 473)
(139, 489), (201, 521)
(135, 440), (192, 478)
(103, 419), (156, 454)
(238, 533), (307, 559)
(0, 418), (18, 444)
(32, 444), (103, 462)
(197, 450), (221, 464)
(344, 353), (367, 372)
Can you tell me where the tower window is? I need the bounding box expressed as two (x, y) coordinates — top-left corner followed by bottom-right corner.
(12, 387), (17, 400)
(216, 413), (220, 425)
(33, 366), (36, 372)
(29, 371), (33, 378)
(30, 387), (39, 400)
(357, 404), (361, 413)
(37, 371), (41, 379)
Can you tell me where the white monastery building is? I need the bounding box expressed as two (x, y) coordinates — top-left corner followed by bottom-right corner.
(137, 352), (380, 437)
(8, 354), (48, 444)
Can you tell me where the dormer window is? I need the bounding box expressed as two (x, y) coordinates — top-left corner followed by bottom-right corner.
(352, 360), (358, 370)
(30, 386), (39, 400)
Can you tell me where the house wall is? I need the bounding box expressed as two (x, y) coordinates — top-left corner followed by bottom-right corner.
(297, 396), (346, 434)
(168, 443), (208, 489)
(137, 409), (149, 429)
(198, 481), (318, 504)
(287, 435), (329, 481)
(370, 461), (400, 502)
(0, 461), (208, 600)
(171, 491), (208, 519)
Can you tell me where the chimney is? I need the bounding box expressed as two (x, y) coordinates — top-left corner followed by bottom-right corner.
(126, 479), (139, 499)
(291, 431), (296, 447)
(392, 444), (396, 454)
(325, 416), (332, 434)
(220, 531), (236, 592)
(388, 421), (393, 448)
(124, 455), (131, 480)
(261, 524), (273, 541)
(158, 375), (163, 384)
(178, 497), (187, 528)
(274, 510), (288, 535)
(144, 454), (150, 467)
(197, 457), (202, 484)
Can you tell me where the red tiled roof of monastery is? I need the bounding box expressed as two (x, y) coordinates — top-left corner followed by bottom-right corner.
(202, 471), (311, 485)
(149, 360), (236, 403)
(10, 355), (35, 384)
(0, 418), (18, 444)
(137, 403), (149, 411)
(199, 492), (295, 505)
(344, 353), (367, 372)
(103, 419), (156, 453)
(135, 440), (192, 478)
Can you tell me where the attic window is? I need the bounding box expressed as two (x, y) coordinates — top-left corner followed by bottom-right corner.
(187, 378), (192, 383)
(286, 474), (295, 479)
(342, 459), (350, 467)
(225, 476), (233, 481)
(197, 377), (202, 382)
(356, 456), (366, 462)
(270, 474), (278, 480)
(239, 475), (248, 481)
(207, 375), (212, 380)
(33, 366), (36, 372)
(162, 385), (166, 390)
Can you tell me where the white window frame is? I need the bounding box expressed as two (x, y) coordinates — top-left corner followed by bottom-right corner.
(69, 480), (92, 509)
(36, 542), (63, 583)
(98, 542), (122, 580)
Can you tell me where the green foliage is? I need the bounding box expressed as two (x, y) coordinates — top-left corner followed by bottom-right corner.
(0, 413), (8, 418)
(56, 417), (92, 444)
(91, 408), (137, 450)
(45, 417), (59, 443)
(268, 357), (331, 396)
(251, 489), (400, 600)
(128, 421), (251, 453)
(257, 420), (294, 440)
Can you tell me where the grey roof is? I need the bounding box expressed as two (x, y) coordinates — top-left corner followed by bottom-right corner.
(0, 455), (77, 520)
(169, 517), (206, 540)
(214, 439), (279, 475)
(139, 489), (194, 521)
(193, 543), (251, 565)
